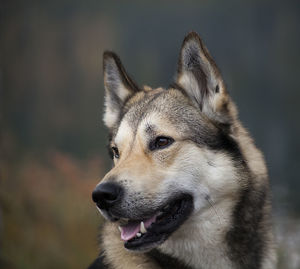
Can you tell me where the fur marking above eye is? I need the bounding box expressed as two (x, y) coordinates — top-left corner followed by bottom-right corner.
(150, 136), (174, 151)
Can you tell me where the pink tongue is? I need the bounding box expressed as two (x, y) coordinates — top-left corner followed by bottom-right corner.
(120, 222), (140, 241)
(120, 215), (157, 241)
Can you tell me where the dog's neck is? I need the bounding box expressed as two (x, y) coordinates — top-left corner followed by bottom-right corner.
(157, 198), (236, 269)
(147, 249), (193, 269)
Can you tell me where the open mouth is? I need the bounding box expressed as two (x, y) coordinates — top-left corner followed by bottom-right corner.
(117, 195), (193, 251)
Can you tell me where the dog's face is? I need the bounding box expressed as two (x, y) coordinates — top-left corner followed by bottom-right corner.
(92, 32), (241, 252)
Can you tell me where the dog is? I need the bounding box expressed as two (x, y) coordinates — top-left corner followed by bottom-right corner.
(90, 32), (277, 269)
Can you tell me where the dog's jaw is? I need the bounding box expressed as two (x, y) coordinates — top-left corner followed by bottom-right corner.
(158, 197), (237, 269)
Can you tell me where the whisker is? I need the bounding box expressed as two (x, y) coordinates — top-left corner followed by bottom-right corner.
(205, 195), (223, 226)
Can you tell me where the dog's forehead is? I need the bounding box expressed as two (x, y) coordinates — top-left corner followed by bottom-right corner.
(113, 87), (216, 145)
(121, 89), (186, 129)
(113, 88), (173, 144)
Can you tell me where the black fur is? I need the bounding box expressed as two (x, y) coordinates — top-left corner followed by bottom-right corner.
(147, 249), (193, 269)
(182, 112), (243, 160)
(88, 250), (194, 269)
(95, 32), (274, 269)
(226, 183), (269, 269)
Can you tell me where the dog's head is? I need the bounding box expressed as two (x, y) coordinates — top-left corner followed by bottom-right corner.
(92, 32), (243, 252)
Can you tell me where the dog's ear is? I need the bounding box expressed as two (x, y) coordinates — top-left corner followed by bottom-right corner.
(103, 51), (139, 129)
(176, 32), (235, 124)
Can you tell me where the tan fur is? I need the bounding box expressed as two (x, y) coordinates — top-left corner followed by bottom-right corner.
(102, 224), (159, 269)
(101, 117), (276, 268)
(94, 32), (277, 269)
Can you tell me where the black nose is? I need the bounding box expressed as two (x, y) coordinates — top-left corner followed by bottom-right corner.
(92, 182), (123, 209)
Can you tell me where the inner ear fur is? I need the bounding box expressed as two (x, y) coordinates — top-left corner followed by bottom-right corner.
(176, 32), (236, 124)
(102, 51), (140, 129)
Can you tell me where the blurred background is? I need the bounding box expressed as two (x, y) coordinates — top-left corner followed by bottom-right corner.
(1, 0), (300, 268)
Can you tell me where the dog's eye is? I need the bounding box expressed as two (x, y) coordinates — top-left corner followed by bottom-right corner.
(111, 146), (120, 159)
(150, 136), (174, 150)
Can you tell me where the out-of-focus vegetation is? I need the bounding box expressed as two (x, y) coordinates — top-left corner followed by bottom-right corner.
(0, 151), (102, 269)
(1, 0), (300, 268)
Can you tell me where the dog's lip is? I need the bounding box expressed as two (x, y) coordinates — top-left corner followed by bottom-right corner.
(119, 194), (194, 251)
(113, 195), (187, 225)
(106, 196), (182, 224)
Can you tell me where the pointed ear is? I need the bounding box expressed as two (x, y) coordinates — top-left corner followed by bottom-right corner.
(176, 32), (235, 124)
(102, 51), (139, 129)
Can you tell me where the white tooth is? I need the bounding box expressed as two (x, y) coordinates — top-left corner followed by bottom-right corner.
(118, 226), (122, 233)
(157, 211), (164, 217)
(136, 232), (142, 237)
(140, 221), (147, 233)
